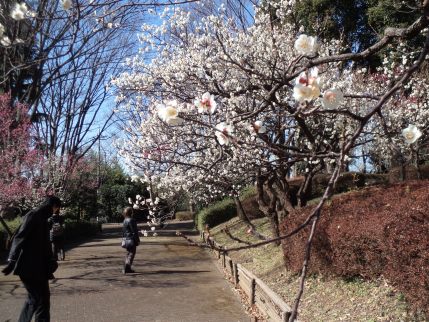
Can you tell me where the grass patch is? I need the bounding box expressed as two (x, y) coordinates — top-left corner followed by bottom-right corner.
(175, 211), (194, 221)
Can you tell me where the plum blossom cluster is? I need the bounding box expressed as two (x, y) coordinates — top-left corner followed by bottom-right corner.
(127, 191), (165, 237)
(113, 2), (427, 214)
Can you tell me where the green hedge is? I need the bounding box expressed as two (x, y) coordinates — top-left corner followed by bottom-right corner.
(0, 217), (22, 251)
(196, 197), (237, 231)
(63, 219), (102, 240)
(0, 218), (100, 251)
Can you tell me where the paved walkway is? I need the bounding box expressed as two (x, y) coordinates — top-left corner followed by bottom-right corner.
(0, 222), (249, 322)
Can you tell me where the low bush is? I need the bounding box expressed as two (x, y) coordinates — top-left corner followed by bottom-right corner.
(0, 217), (22, 250)
(175, 211), (194, 221)
(280, 179), (429, 317)
(196, 197), (237, 231)
(312, 172), (388, 196)
(64, 219), (101, 240)
(388, 164), (429, 183)
(0, 217), (100, 251)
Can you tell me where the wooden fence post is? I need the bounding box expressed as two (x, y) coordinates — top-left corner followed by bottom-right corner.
(222, 252), (226, 267)
(281, 311), (290, 322)
(250, 278), (256, 305)
(233, 263), (239, 285)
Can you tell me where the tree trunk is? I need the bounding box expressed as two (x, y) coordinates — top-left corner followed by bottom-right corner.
(268, 212), (280, 245)
(233, 195), (252, 225)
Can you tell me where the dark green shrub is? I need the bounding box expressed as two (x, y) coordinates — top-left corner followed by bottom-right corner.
(0, 217), (22, 250)
(63, 219), (101, 240)
(196, 198), (236, 231)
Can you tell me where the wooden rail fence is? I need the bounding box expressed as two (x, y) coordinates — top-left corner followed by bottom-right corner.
(201, 231), (292, 322)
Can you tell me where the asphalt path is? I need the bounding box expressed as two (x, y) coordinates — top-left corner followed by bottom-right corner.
(0, 222), (249, 322)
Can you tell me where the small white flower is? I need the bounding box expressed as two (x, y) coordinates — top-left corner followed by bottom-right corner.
(11, 3), (30, 20)
(153, 232), (158, 237)
(294, 34), (318, 55)
(293, 84), (319, 102)
(151, 226), (156, 231)
(14, 38), (25, 44)
(130, 175), (139, 182)
(293, 68), (320, 102)
(128, 197), (133, 204)
(61, 0), (72, 10)
(132, 204), (139, 209)
(252, 121), (266, 134)
(0, 23), (5, 35)
(107, 22), (113, 29)
(194, 92), (217, 114)
(322, 89), (344, 109)
(1, 36), (11, 47)
(166, 116), (183, 126)
(157, 101), (183, 125)
(215, 122), (233, 145)
(402, 124), (422, 144)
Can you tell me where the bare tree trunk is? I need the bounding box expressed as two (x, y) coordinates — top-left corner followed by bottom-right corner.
(233, 195), (252, 225)
(267, 211), (280, 245)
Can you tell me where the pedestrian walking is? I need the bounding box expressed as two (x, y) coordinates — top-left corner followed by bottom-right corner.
(121, 207), (140, 274)
(1, 195), (62, 322)
(48, 210), (65, 261)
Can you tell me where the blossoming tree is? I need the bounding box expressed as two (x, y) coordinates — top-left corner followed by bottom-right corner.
(0, 93), (45, 214)
(114, 1), (428, 319)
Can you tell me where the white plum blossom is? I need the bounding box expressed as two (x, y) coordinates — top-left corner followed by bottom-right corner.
(322, 89), (344, 109)
(61, 0), (72, 10)
(14, 38), (25, 44)
(294, 34), (318, 56)
(0, 23), (5, 35)
(157, 101), (183, 125)
(151, 226), (156, 231)
(194, 92), (217, 114)
(130, 175), (140, 182)
(215, 122), (234, 145)
(128, 197), (133, 204)
(252, 121), (266, 134)
(10, 3), (30, 20)
(402, 125), (422, 144)
(1, 36), (11, 47)
(293, 85), (315, 102)
(293, 68), (321, 102)
(112, 3), (429, 217)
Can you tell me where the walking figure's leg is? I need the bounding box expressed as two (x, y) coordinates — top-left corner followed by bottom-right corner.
(123, 245), (136, 274)
(19, 278), (50, 322)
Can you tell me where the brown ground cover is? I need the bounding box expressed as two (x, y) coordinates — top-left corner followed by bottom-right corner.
(211, 217), (420, 321)
(280, 179), (429, 318)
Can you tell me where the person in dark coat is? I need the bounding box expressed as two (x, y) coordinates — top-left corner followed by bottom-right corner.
(48, 210), (65, 261)
(122, 207), (140, 274)
(2, 196), (62, 322)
